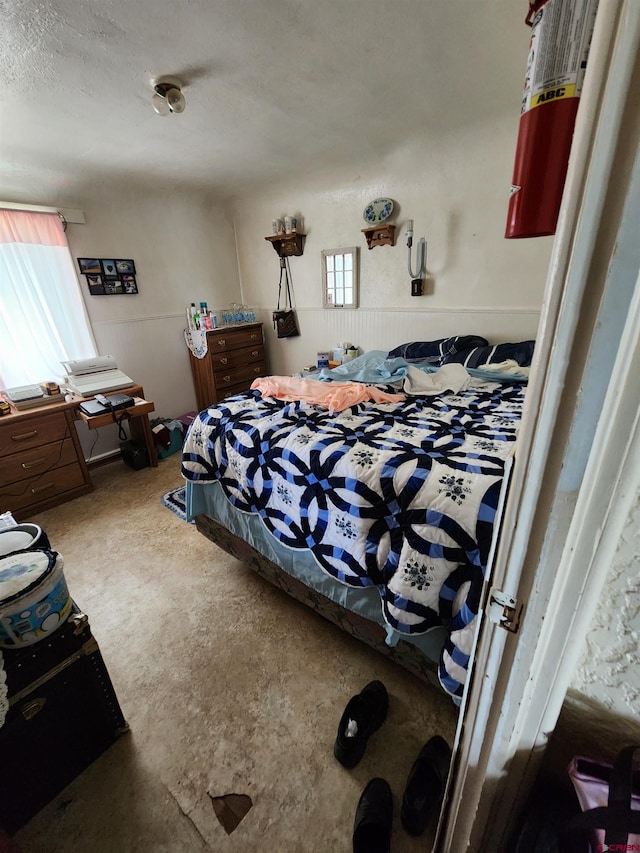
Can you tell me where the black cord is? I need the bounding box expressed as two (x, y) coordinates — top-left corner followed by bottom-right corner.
(85, 427), (100, 463)
(111, 407), (130, 442)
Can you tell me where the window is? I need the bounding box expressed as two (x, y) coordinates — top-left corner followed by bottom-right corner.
(321, 247), (359, 309)
(0, 209), (96, 390)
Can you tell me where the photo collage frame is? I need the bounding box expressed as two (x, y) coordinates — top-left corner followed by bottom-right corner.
(77, 258), (138, 296)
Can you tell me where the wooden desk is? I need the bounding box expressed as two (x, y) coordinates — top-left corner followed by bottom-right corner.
(75, 386), (158, 467)
(0, 397), (92, 516)
(0, 384), (158, 518)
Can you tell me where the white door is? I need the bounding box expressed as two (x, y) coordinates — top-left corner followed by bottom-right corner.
(437, 2), (640, 850)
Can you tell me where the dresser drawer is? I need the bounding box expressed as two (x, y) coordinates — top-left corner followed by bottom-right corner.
(0, 462), (88, 514)
(218, 382), (258, 402)
(0, 410), (69, 459)
(188, 322), (267, 411)
(207, 325), (263, 354)
(209, 343), (264, 372)
(214, 361), (266, 391)
(0, 438), (78, 487)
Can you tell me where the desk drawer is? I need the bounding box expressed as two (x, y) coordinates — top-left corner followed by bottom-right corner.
(209, 343), (264, 372)
(0, 438), (77, 486)
(0, 410), (69, 458)
(0, 462), (87, 514)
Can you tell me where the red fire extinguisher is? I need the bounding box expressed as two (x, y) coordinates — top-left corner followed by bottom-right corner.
(505, 0), (599, 239)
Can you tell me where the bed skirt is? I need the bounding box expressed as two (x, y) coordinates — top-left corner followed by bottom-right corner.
(194, 513), (442, 690)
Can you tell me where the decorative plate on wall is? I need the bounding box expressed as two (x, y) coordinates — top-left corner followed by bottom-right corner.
(362, 198), (394, 224)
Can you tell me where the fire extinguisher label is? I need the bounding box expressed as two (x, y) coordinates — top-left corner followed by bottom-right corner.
(520, 0), (599, 116)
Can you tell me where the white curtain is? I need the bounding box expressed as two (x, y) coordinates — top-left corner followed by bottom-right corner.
(0, 210), (97, 390)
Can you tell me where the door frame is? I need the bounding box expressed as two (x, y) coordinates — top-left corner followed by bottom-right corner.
(437, 2), (640, 850)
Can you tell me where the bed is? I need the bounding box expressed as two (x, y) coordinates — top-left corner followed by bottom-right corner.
(181, 337), (533, 699)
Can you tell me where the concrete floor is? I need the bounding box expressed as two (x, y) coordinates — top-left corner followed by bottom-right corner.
(12, 454), (458, 852)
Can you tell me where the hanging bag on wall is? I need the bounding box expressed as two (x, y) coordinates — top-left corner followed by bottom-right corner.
(563, 745), (640, 851)
(273, 258), (300, 338)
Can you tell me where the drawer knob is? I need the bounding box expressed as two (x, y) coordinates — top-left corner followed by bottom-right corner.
(31, 482), (54, 495)
(11, 430), (38, 442)
(219, 357), (228, 365)
(222, 375), (231, 384)
(250, 333), (258, 340)
(21, 457), (46, 470)
(21, 697), (47, 720)
(253, 367), (261, 373)
(217, 339), (226, 348)
(251, 350), (259, 357)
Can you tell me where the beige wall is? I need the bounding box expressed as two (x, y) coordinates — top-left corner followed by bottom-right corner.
(63, 183), (241, 457)
(231, 115), (551, 376)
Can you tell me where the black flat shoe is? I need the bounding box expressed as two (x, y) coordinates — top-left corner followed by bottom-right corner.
(334, 680), (388, 768)
(353, 777), (393, 853)
(401, 735), (452, 837)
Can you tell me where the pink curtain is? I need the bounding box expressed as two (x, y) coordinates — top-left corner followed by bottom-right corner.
(0, 210), (68, 247)
(0, 209), (97, 390)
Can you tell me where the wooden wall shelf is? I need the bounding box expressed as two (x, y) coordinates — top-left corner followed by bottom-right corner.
(265, 233), (306, 257)
(361, 224), (396, 250)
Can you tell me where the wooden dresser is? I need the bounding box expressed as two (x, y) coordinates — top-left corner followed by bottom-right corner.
(188, 323), (267, 411)
(0, 400), (92, 518)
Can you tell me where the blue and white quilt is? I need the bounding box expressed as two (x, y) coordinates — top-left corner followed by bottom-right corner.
(181, 376), (524, 697)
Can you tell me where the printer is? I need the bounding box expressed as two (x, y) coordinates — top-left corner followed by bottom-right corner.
(62, 356), (135, 397)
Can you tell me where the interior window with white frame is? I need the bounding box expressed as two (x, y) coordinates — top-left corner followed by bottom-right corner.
(322, 247), (359, 308)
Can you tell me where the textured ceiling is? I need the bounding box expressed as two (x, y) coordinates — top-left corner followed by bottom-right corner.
(0, 0), (530, 202)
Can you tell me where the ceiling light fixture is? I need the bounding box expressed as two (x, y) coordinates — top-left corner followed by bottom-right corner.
(151, 77), (186, 116)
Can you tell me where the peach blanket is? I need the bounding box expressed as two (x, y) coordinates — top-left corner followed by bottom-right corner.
(251, 376), (405, 414)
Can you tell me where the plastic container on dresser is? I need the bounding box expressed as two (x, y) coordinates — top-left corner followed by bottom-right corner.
(188, 322), (267, 411)
(0, 400), (92, 517)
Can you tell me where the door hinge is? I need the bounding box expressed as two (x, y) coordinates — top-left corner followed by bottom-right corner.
(488, 588), (523, 634)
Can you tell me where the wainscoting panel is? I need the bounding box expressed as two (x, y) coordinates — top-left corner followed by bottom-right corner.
(254, 307), (541, 376)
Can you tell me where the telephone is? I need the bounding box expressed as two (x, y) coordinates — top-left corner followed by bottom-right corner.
(79, 393), (135, 416)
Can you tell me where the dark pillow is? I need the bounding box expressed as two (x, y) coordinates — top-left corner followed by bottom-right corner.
(388, 335), (489, 364)
(441, 340), (535, 368)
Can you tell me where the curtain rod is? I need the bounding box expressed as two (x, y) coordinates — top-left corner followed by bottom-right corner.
(0, 201), (85, 224)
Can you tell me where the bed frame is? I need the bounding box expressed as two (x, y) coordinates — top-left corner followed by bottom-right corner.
(194, 512), (442, 690)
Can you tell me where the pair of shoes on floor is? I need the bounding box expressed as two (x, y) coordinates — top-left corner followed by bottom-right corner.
(335, 682), (452, 849)
(351, 738), (452, 850)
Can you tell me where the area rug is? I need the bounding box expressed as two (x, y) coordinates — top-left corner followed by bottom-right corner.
(161, 486), (192, 522)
